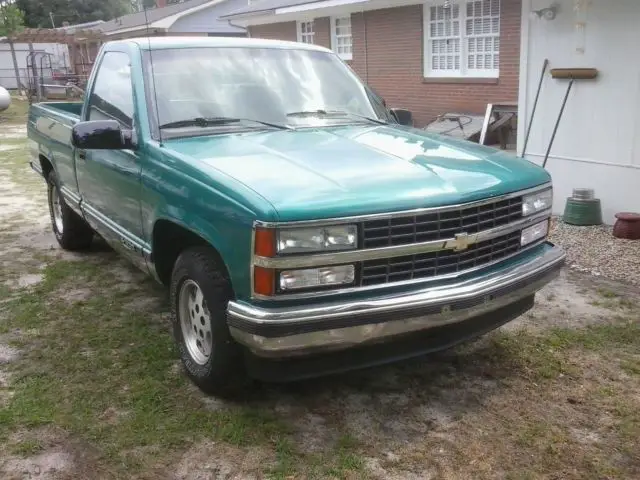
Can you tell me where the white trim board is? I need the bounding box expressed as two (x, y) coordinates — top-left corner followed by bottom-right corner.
(516, 0), (532, 157)
(236, 0), (430, 26)
(277, 0), (368, 14)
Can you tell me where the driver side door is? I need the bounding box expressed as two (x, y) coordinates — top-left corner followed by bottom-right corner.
(75, 50), (146, 267)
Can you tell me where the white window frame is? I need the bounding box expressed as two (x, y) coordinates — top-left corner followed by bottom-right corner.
(297, 20), (315, 44)
(423, 0), (500, 79)
(331, 15), (353, 61)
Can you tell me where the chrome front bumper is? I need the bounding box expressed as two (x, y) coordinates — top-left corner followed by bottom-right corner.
(227, 244), (565, 358)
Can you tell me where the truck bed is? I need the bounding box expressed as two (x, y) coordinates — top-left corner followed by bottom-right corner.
(27, 102), (84, 191)
(34, 101), (83, 120)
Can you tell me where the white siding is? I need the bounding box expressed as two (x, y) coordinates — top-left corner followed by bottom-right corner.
(0, 43), (70, 90)
(518, 0), (640, 223)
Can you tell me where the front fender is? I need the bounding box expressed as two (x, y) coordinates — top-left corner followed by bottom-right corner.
(144, 193), (255, 300)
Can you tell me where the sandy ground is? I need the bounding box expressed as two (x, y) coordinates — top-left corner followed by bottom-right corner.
(0, 113), (638, 479)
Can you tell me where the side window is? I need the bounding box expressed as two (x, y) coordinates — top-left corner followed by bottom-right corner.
(88, 52), (134, 128)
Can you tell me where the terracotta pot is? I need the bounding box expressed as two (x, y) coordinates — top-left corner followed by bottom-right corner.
(613, 212), (640, 240)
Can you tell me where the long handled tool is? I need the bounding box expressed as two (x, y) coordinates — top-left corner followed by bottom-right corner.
(542, 68), (599, 169)
(521, 58), (548, 157)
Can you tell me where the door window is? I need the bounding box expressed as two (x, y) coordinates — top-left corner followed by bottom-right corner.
(88, 52), (134, 128)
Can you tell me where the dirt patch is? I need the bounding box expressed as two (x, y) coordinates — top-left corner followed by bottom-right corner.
(58, 288), (93, 303)
(293, 412), (338, 453)
(506, 269), (630, 331)
(15, 273), (44, 288)
(99, 407), (131, 425)
(365, 456), (437, 480)
(0, 451), (73, 480)
(173, 441), (274, 480)
(0, 342), (19, 364)
(0, 126), (28, 140)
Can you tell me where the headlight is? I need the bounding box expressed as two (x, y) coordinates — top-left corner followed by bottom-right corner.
(522, 189), (553, 216)
(521, 220), (549, 246)
(277, 225), (357, 254)
(279, 265), (355, 291)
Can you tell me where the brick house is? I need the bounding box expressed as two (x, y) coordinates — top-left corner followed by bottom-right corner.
(222, 0), (521, 127)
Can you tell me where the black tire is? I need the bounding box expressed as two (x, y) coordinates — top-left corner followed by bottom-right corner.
(47, 170), (94, 250)
(170, 246), (248, 396)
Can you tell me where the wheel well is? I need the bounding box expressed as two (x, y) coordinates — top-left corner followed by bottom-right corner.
(152, 220), (229, 287)
(39, 155), (53, 178)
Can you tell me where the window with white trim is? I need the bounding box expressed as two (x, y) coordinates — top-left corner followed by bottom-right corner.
(424, 0), (500, 78)
(297, 20), (315, 44)
(331, 16), (353, 61)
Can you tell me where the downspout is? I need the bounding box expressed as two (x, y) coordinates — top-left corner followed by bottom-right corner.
(227, 19), (248, 37)
(363, 10), (368, 82)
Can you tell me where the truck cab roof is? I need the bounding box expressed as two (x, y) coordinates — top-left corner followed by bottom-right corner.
(110, 36), (333, 53)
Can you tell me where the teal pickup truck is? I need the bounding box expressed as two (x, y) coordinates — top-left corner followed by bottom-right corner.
(28, 37), (565, 394)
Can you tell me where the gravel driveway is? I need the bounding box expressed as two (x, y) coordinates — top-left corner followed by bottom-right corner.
(1, 102), (638, 479)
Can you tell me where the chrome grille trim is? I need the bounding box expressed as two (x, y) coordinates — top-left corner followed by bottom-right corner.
(361, 231), (522, 287)
(362, 196), (523, 249)
(250, 239), (548, 301)
(253, 208), (551, 269)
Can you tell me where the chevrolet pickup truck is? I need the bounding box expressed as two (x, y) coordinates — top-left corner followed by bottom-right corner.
(28, 37), (565, 394)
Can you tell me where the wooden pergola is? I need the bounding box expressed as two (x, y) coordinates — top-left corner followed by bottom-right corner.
(3, 27), (105, 82)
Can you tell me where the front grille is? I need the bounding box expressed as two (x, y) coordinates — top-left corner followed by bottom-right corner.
(360, 231), (522, 287)
(361, 195), (524, 249)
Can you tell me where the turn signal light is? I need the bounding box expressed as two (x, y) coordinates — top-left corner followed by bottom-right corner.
(254, 227), (276, 257)
(253, 266), (275, 296)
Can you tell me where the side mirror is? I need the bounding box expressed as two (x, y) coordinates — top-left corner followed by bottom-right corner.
(390, 108), (414, 127)
(71, 120), (135, 150)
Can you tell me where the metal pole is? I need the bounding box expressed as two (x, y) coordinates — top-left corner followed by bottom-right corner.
(542, 79), (574, 169)
(8, 40), (22, 91)
(521, 58), (548, 157)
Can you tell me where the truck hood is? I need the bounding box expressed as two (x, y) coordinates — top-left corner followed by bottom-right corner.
(164, 125), (550, 221)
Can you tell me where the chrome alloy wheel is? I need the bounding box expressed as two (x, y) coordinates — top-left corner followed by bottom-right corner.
(178, 279), (213, 365)
(51, 187), (64, 234)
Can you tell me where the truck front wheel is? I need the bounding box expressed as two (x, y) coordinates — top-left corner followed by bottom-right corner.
(170, 246), (247, 396)
(47, 170), (94, 250)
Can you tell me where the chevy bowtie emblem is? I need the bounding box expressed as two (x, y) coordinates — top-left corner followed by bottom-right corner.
(451, 232), (471, 251)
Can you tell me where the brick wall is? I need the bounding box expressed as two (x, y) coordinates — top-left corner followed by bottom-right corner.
(250, 17), (333, 47)
(314, 17), (331, 49)
(250, 21), (297, 41)
(249, 0), (521, 127)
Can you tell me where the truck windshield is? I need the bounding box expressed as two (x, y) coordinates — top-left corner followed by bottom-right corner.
(142, 47), (389, 135)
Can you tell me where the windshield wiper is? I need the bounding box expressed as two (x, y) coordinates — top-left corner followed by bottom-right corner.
(286, 109), (388, 125)
(158, 116), (293, 131)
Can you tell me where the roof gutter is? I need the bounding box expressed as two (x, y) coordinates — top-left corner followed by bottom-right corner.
(104, 25), (168, 36)
(220, 9), (277, 20)
(276, 0), (368, 14)
(224, 0), (428, 23)
(222, 0), (369, 20)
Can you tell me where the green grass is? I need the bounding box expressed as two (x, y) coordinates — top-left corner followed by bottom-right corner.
(0, 138), (43, 197)
(0, 258), (288, 474)
(487, 318), (640, 383)
(1, 252), (639, 478)
(0, 256), (370, 477)
(268, 434), (366, 479)
(2, 96), (29, 125)
(589, 295), (636, 311)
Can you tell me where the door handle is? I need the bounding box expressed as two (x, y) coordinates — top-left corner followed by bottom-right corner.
(78, 150), (86, 160)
